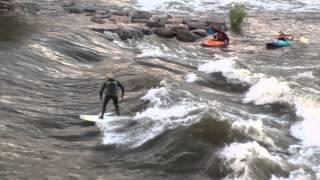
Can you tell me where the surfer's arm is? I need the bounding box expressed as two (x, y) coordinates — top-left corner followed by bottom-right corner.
(117, 81), (124, 98)
(99, 83), (106, 100)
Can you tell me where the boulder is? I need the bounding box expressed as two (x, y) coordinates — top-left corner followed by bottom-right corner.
(130, 10), (151, 19)
(183, 19), (207, 30)
(109, 15), (130, 23)
(67, 6), (82, 14)
(154, 28), (176, 38)
(131, 18), (150, 24)
(140, 27), (153, 35)
(207, 22), (228, 31)
(115, 27), (144, 40)
(91, 16), (106, 24)
(103, 31), (120, 41)
(176, 30), (201, 42)
(191, 29), (208, 37)
(82, 6), (96, 13)
(112, 10), (129, 16)
(166, 24), (189, 32)
(146, 21), (165, 28)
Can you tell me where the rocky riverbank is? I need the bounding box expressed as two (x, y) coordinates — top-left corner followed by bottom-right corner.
(61, 1), (227, 42)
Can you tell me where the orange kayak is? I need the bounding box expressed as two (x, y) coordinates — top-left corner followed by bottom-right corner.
(201, 39), (225, 47)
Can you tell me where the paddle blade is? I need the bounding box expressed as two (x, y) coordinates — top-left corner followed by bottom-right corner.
(299, 37), (309, 43)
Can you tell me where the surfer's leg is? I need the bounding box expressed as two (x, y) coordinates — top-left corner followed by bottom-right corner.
(100, 96), (111, 119)
(112, 96), (120, 116)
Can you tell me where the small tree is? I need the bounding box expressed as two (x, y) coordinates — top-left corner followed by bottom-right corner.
(229, 2), (247, 33)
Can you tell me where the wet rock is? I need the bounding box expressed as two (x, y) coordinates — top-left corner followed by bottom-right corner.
(130, 10), (151, 19)
(154, 27), (176, 38)
(82, 6), (96, 13)
(96, 9), (110, 15)
(151, 15), (169, 24)
(167, 16), (184, 24)
(115, 26), (144, 40)
(94, 13), (111, 19)
(89, 20), (118, 33)
(208, 22), (228, 31)
(176, 30), (201, 42)
(91, 16), (106, 24)
(109, 15), (130, 23)
(166, 24), (189, 32)
(183, 19), (207, 30)
(66, 6), (82, 14)
(146, 21), (165, 28)
(131, 18), (150, 24)
(140, 27), (153, 35)
(191, 29), (208, 37)
(61, 1), (75, 7)
(112, 10), (129, 16)
(103, 31), (119, 41)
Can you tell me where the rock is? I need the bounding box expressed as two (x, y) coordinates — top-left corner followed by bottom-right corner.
(167, 16), (184, 24)
(183, 19), (207, 30)
(130, 10), (151, 19)
(91, 16), (106, 24)
(191, 29), (208, 37)
(67, 6), (82, 14)
(166, 24), (189, 32)
(140, 27), (153, 35)
(151, 15), (169, 24)
(96, 9), (110, 15)
(131, 18), (150, 24)
(109, 15), (130, 23)
(112, 10), (129, 16)
(89, 20), (118, 33)
(62, 1), (75, 7)
(208, 22), (228, 31)
(82, 6), (96, 13)
(154, 27), (176, 38)
(103, 31), (119, 41)
(176, 30), (201, 42)
(94, 13), (111, 19)
(115, 26), (144, 40)
(146, 21), (165, 28)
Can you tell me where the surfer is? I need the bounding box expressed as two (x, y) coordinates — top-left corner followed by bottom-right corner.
(99, 73), (124, 119)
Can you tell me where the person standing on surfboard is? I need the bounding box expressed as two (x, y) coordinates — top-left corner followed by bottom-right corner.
(99, 73), (124, 119)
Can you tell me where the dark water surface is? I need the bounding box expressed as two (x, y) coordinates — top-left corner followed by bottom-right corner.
(1, 0), (320, 180)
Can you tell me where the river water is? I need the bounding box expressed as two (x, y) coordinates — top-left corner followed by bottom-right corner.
(1, 0), (320, 179)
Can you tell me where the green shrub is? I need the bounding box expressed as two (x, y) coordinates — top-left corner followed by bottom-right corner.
(229, 2), (247, 32)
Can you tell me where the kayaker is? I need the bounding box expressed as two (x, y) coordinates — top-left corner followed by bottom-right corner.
(213, 29), (229, 46)
(277, 31), (294, 41)
(99, 73), (125, 119)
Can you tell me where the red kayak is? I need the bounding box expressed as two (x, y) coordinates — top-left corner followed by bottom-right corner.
(201, 39), (226, 47)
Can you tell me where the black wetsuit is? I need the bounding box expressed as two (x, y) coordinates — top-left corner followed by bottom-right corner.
(99, 78), (124, 118)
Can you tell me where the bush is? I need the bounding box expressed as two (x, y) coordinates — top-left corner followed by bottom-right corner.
(229, 2), (247, 32)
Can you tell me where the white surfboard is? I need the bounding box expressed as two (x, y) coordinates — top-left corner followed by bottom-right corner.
(80, 113), (114, 123)
(80, 113), (129, 123)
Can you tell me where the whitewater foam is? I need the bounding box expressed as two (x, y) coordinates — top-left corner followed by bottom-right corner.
(185, 73), (198, 83)
(198, 56), (265, 85)
(99, 84), (207, 148)
(243, 77), (292, 105)
(220, 141), (285, 178)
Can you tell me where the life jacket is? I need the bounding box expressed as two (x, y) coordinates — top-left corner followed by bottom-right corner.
(105, 79), (118, 96)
